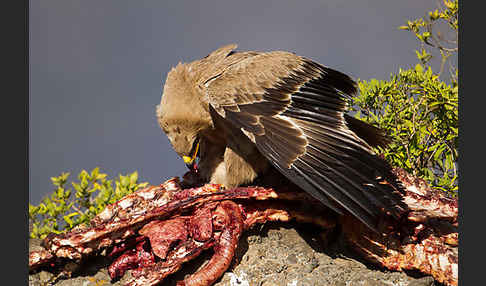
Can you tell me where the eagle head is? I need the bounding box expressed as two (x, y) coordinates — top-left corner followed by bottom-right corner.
(156, 63), (213, 170)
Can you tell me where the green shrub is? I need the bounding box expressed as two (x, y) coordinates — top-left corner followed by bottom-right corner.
(350, 0), (458, 196)
(29, 168), (148, 239)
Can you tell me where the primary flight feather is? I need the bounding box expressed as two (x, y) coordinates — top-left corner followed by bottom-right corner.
(156, 44), (407, 231)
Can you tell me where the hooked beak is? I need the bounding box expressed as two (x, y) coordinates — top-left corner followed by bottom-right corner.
(183, 141), (200, 170)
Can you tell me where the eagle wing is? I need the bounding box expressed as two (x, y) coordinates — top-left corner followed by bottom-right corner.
(204, 50), (406, 231)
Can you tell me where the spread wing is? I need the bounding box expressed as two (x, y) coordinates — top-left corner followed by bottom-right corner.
(204, 51), (406, 231)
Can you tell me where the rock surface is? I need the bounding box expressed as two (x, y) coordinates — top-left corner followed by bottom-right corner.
(29, 222), (440, 286)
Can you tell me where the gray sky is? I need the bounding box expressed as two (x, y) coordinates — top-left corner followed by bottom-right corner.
(29, 0), (438, 204)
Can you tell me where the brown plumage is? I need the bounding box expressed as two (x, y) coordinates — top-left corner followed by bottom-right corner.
(156, 44), (406, 231)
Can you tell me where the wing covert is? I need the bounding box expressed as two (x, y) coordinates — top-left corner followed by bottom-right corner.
(205, 51), (406, 231)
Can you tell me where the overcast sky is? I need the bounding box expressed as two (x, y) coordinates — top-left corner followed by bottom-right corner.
(29, 0), (438, 204)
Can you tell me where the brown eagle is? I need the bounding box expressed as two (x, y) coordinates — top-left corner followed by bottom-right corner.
(156, 44), (406, 231)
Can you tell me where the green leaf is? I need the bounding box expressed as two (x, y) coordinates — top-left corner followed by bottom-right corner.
(63, 212), (79, 228)
(78, 169), (89, 181)
(414, 64), (424, 74)
(429, 9), (440, 20)
(91, 167), (100, 181)
(120, 175), (129, 187)
(51, 177), (60, 186)
(129, 171), (138, 185)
